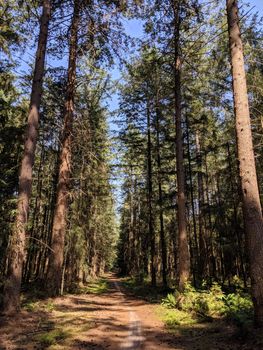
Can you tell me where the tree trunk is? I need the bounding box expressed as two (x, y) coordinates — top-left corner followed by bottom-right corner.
(226, 0), (263, 327)
(195, 130), (207, 280)
(185, 115), (198, 286)
(156, 100), (167, 287)
(46, 0), (80, 296)
(146, 96), (156, 287)
(2, 0), (51, 314)
(173, 0), (190, 291)
(227, 143), (247, 286)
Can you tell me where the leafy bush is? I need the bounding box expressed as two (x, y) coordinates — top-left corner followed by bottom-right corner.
(161, 282), (253, 327)
(222, 292), (253, 327)
(161, 293), (178, 308)
(164, 308), (197, 327)
(162, 282), (225, 320)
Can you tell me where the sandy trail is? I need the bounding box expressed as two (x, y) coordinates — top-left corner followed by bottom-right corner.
(0, 274), (177, 350)
(1, 274), (251, 349)
(71, 274), (175, 349)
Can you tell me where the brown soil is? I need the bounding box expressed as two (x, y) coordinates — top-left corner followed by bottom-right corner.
(0, 274), (262, 350)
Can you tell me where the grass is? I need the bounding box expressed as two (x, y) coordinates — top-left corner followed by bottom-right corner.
(72, 277), (109, 295)
(19, 277), (108, 349)
(157, 305), (198, 328)
(35, 328), (70, 347)
(84, 277), (109, 294)
(23, 299), (55, 312)
(155, 281), (263, 350)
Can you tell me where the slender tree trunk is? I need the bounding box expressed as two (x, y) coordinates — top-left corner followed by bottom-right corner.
(185, 115), (198, 286)
(156, 101), (167, 287)
(227, 143), (247, 286)
(129, 173), (134, 275)
(2, 0), (51, 314)
(173, 0), (190, 291)
(226, 0), (263, 327)
(195, 130), (207, 279)
(146, 97), (156, 287)
(204, 155), (217, 280)
(46, 0), (80, 296)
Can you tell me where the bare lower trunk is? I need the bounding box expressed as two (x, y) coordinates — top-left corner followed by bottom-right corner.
(227, 143), (247, 286)
(173, 0), (190, 291)
(226, 0), (263, 327)
(185, 115), (198, 286)
(2, 0), (51, 315)
(146, 97), (156, 287)
(46, 0), (80, 296)
(195, 130), (207, 279)
(175, 67), (190, 291)
(156, 103), (167, 287)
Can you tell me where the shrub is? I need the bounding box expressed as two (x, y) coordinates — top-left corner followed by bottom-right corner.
(222, 292), (253, 328)
(161, 293), (178, 308)
(161, 282), (253, 327)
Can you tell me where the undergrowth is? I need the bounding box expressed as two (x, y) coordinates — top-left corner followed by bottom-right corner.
(35, 328), (70, 347)
(161, 280), (253, 333)
(122, 276), (171, 303)
(75, 277), (109, 295)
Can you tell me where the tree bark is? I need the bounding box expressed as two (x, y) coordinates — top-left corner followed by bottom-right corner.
(226, 0), (263, 327)
(46, 0), (80, 296)
(146, 96), (156, 287)
(156, 99), (167, 287)
(2, 0), (51, 314)
(173, 0), (190, 291)
(195, 130), (207, 280)
(185, 115), (198, 286)
(227, 142), (247, 286)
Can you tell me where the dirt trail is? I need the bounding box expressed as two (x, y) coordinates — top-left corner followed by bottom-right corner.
(0, 274), (177, 350)
(70, 274), (175, 349)
(1, 274), (258, 349)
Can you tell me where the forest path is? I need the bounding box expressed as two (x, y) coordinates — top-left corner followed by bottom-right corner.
(1, 274), (246, 350)
(71, 274), (177, 349)
(0, 273), (180, 350)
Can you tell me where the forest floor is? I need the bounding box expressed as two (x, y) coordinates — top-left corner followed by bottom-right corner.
(0, 274), (262, 350)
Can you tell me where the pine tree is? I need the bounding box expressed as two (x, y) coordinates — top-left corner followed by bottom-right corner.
(46, 0), (80, 296)
(2, 0), (51, 314)
(226, 0), (263, 327)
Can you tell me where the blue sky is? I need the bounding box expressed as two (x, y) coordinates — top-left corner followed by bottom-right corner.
(251, 0), (263, 12)
(10, 0), (262, 208)
(107, 0), (263, 206)
(108, 0), (263, 104)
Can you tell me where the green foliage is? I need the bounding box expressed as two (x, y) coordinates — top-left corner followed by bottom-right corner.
(35, 328), (70, 347)
(0, 62), (26, 270)
(161, 293), (178, 308)
(23, 299), (55, 313)
(161, 308), (198, 327)
(222, 293), (253, 327)
(165, 283), (224, 320)
(71, 277), (109, 295)
(122, 277), (170, 303)
(84, 278), (109, 295)
(161, 283), (253, 328)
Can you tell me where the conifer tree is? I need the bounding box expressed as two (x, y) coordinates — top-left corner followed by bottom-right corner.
(2, 0), (51, 314)
(46, 0), (80, 296)
(226, 0), (263, 327)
